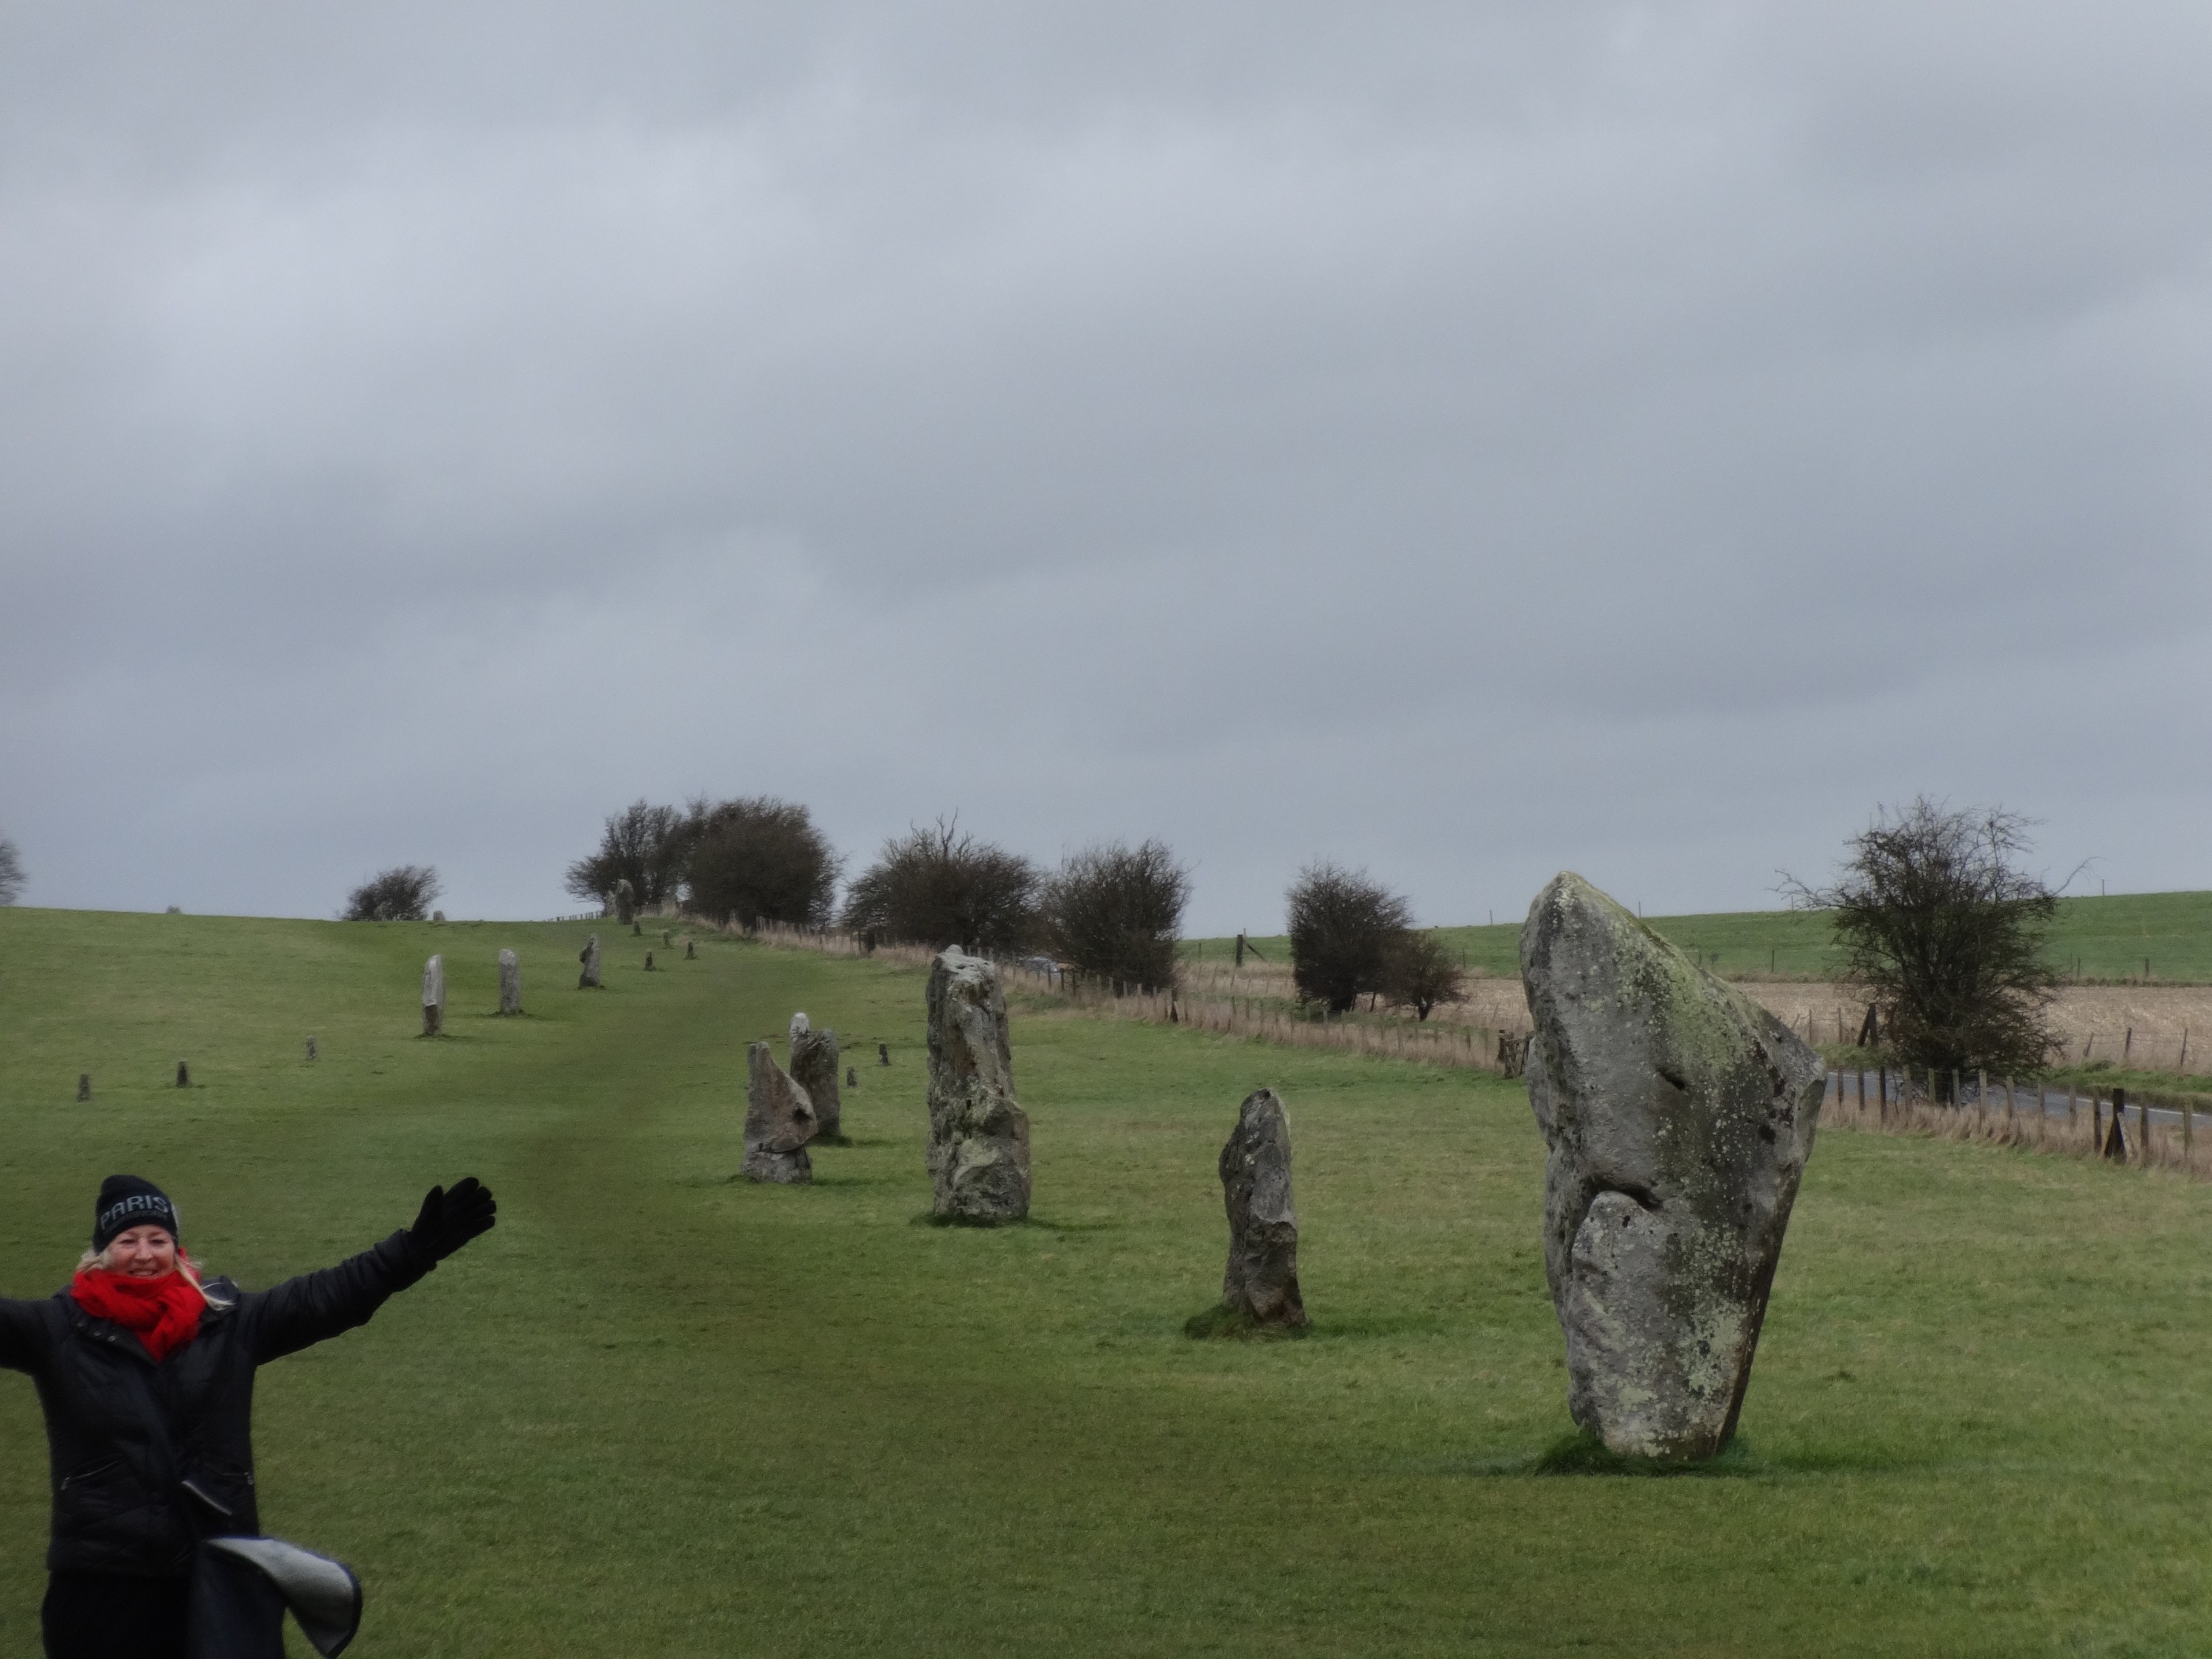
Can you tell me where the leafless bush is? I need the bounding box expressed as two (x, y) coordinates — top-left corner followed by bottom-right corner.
(1383, 929), (1466, 1020)
(1040, 839), (1191, 991)
(839, 817), (1037, 954)
(1784, 797), (2062, 1085)
(565, 800), (689, 912)
(684, 796), (841, 930)
(1287, 862), (1414, 1013)
(344, 865), (441, 922)
(0, 837), (21, 905)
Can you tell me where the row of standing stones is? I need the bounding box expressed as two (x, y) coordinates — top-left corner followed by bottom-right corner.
(459, 877), (1820, 1462)
(731, 882), (1822, 1465)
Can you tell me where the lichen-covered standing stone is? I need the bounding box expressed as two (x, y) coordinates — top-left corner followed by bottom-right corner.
(578, 933), (602, 989)
(742, 1042), (818, 1184)
(1217, 1088), (1307, 1328)
(790, 1025), (843, 1141)
(498, 949), (522, 1015)
(1521, 872), (1824, 1461)
(421, 955), (445, 1037)
(925, 949), (1031, 1221)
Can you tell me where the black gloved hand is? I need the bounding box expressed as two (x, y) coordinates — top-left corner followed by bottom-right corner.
(406, 1176), (497, 1263)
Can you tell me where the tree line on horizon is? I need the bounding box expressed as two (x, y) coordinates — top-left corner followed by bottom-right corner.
(341, 792), (2075, 1079)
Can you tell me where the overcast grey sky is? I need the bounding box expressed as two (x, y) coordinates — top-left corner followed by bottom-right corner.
(2, 2), (2207, 934)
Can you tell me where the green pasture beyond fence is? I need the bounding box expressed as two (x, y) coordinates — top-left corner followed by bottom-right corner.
(1192, 889), (2212, 984)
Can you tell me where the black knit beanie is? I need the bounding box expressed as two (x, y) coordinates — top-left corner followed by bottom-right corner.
(93, 1175), (181, 1252)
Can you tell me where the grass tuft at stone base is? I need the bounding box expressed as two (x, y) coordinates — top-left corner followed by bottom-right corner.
(1181, 1302), (1309, 1341)
(1528, 1428), (1761, 1478)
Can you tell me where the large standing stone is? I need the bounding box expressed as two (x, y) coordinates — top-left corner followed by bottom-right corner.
(790, 1024), (843, 1141)
(1521, 872), (1825, 1462)
(925, 949), (1031, 1221)
(421, 955), (445, 1037)
(1217, 1088), (1307, 1328)
(614, 879), (636, 925)
(742, 1042), (818, 1183)
(498, 949), (522, 1015)
(578, 934), (602, 989)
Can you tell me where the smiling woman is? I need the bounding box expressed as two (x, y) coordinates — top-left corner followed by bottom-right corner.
(0, 1172), (496, 1659)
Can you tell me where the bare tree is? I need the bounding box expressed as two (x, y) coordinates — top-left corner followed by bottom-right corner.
(1784, 798), (2062, 1086)
(344, 865), (441, 922)
(1383, 930), (1466, 1021)
(0, 837), (23, 905)
(564, 800), (689, 913)
(1287, 863), (1414, 1013)
(840, 817), (1037, 954)
(1039, 839), (1191, 991)
(684, 796), (841, 930)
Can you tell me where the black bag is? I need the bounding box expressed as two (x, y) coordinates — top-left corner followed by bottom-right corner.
(188, 1536), (363, 1658)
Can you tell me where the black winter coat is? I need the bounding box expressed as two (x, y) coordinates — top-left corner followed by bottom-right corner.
(0, 1232), (431, 1576)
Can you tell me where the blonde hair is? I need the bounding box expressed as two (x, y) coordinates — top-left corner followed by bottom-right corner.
(77, 1240), (234, 1310)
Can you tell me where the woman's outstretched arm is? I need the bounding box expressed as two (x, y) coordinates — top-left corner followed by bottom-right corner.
(0, 1295), (51, 1374)
(246, 1178), (497, 1363)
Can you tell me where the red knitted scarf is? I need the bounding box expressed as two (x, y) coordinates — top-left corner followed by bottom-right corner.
(69, 1268), (204, 1362)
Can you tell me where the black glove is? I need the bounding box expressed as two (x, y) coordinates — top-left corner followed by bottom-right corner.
(406, 1177), (496, 1263)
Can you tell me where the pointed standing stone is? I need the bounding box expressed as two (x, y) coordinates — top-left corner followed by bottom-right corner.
(742, 1043), (818, 1183)
(421, 955), (445, 1037)
(791, 1024), (842, 1141)
(498, 949), (522, 1015)
(578, 934), (602, 989)
(925, 949), (1031, 1221)
(1217, 1088), (1307, 1328)
(1521, 872), (1825, 1462)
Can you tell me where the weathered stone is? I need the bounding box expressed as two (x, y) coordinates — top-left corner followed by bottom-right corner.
(878, 1043), (890, 1066)
(305, 1037), (317, 1062)
(77, 1074), (90, 1103)
(1217, 1088), (1307, 1328)
(614, 879), (636, 925)
(925, 949), (1031, 1221)
(685, 938), (697, 961)
(578, 934), (602, 990)
(421, 954), (445, 1037)
(176, 1061), (189, 1088)
(846, 1066), (858, 1088)
(644, 951), (655, 972)
(498, 950), (521, 1015)
(790, 1025), (842, 1141)
(431, 909), (446, 924)
(790, 1011), (810, 1040)
(742, 1042), (818, 1183)
(662, 929), (673, 948)
(1521, 872), (1824, 1462)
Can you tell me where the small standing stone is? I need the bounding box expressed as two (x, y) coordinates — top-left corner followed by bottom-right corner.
(846, 1067), (858, 1088)
(422, 954), (446, 1037)
(632, 919), (643, 937)
(578, 934), (602, 989)
(662, 929), (673, 948)
(925, 949), (1031, 1221)
(1215, 1088), (1307, 1329)
(306, 1037), (318, 1061)
(645, 952), (655, 972)
(498, 950), (521, 1015)
(742, 1043), (818, 1183)
(77, 1074), (91, 1103)
(685, 938), (697, 961)
(791, 1023), (843, 1141)
(176, 1061), (189, 1088)
(431, 910), (446, 924)
(878, 1043), (890, 1067)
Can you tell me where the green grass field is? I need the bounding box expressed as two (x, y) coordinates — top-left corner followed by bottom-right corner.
(1196, 889), (2212, 982)
(4, 908), (2211, 1655)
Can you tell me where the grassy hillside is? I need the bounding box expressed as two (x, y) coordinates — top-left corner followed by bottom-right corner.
(1196, 889), (2212, 982)
(3, 908), (2210, 1655)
